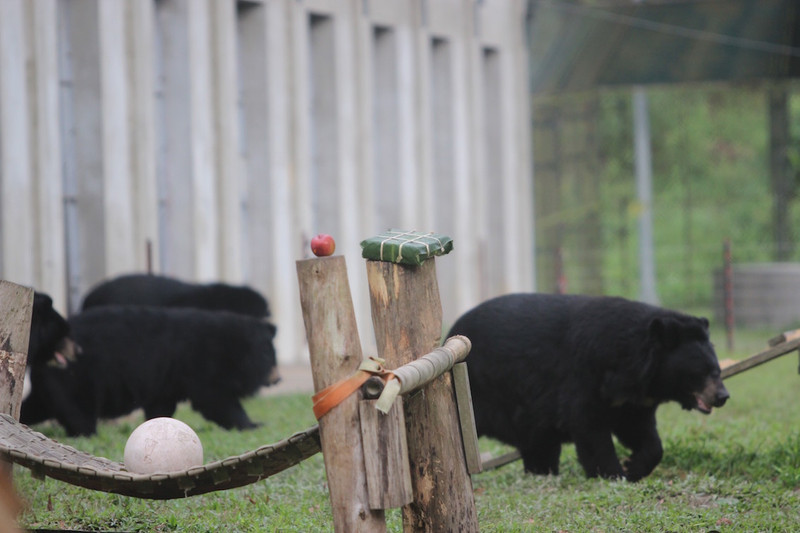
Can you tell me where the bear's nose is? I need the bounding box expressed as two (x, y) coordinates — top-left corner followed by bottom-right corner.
(714, 387), (730, 407)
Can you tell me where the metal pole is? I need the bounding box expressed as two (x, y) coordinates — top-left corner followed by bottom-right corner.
(633, 87), (659, 304)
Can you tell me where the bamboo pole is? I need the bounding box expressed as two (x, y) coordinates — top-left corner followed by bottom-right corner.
(366, 259), (479, 532)
(296, 256), (386, 532)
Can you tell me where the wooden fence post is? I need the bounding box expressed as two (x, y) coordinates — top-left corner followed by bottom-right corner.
(296, 256), (386, 532)
(366, 258), (479, 532)
(0, 281), (33, 421)
(0, 280), (33, 491)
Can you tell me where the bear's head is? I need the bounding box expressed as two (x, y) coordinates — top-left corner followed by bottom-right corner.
(29, 293), (77, 369)
(647, 315), (729, 414)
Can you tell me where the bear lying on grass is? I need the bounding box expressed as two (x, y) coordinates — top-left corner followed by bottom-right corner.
(81, 273), (270, 319)
(22, 304), (279, 436)
(448, 293), (729, 481)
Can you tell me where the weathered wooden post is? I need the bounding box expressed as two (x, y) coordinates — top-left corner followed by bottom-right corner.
(296, 255), (387, 532)
(0, 281), (33, 422)
(362, 231), (480, 532)
(0, 280), (33, 495)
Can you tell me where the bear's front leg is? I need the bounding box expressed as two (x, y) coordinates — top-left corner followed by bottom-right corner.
(572, 428), (624, 479)
(612, 407), (663, 482)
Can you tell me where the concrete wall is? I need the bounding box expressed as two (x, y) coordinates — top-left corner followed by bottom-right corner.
(0, 0), (535, 364)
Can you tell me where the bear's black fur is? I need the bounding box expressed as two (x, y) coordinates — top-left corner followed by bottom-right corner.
(28, 293), (71, 370)
(81, 274), (270, 318)
(22, 293), (78, 415)
(448, 293), (729, 481)
(21, 305), (278, 436)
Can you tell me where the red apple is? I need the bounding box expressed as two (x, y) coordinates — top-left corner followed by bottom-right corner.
(311, 234), (336, 257)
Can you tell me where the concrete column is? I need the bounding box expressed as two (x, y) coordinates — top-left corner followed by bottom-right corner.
(187, 0), (218, 281)
(154, 0), (194, 277)
(211, 0), (243, 282)
(98, 0), (135, 276)
(63, 0), (106, 298)
(126, 0), (159, 273)
(0, 0), (35, 287)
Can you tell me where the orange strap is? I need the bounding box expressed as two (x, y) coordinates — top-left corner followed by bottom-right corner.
(312, 358), (395, 420)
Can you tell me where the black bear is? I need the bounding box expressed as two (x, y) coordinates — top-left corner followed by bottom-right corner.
(21, 304), (279, 436)
(28, 293), (72, 370)
(24, 293), (77, 399)
(81, 273), (270, 319)
(448, 293), (729, 481)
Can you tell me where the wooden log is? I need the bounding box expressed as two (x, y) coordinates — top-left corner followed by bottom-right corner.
(480, 450), (522, 471)
(366, 259), (479, 532)
(768, 328), (800, 347)
(0, 281), (33, 421)
(721, 335), (800, 380)
(296, 257), (386, 532)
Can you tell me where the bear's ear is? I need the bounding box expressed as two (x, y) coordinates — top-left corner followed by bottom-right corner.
(33, 292), (54, 313)
(648, 317), (680, 349)
(699, 317), (710, 331)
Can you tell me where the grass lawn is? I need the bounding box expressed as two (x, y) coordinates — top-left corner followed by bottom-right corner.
(13, 329), (800, 532)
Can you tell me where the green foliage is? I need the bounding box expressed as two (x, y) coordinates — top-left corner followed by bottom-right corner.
(545, 82), (800, 309)
(13, 331), (800, 531)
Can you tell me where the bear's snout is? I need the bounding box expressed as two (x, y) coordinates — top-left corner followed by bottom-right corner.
(713, 384), (730, 407)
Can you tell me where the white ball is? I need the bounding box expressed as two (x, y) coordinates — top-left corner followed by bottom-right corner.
(123, 418), (203, 475)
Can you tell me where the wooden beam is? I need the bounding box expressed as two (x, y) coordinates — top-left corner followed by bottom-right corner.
(721, 336), (800, 379)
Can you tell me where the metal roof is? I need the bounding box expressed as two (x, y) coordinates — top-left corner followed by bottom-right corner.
(528, 0), (800, 93)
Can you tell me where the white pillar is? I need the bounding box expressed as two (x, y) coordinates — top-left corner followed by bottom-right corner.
(30, 0), (67, 306)
(126, 0), (159, 273)
(99, 0), (135, 276)
(0, 0), (35, 287)
(211, 0), (243, 282)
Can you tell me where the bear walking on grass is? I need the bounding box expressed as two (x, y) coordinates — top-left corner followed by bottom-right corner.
(81, 273), (270, 319)
(22, 304), (279, 436)
(448, 293), (729, 481)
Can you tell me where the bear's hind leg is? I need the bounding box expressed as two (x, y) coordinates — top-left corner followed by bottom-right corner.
(144, 399), (178, 420)
(520, 434), (562, 475)
(191, 396), (258, 430)
(573, 429), (624, 479)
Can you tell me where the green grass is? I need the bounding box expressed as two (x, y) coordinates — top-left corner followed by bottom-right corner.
(14, 330), (800, 531)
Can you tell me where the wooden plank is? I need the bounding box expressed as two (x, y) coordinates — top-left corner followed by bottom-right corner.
(359, 399), (412, 510)
(480, 450), (522, 471)
(366, 259), (479, 532)
(768, 329), (800, 347)
(452, 362), (482, 474)
(721, 336), (800, 380)
(296, 256), (386, 532)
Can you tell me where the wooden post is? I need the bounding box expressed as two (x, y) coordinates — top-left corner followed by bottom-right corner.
(296, 256), (386, 532)
(366, 259), (479, 532)
(0, 281), (33, 421)
(0, 281), (33, 491)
